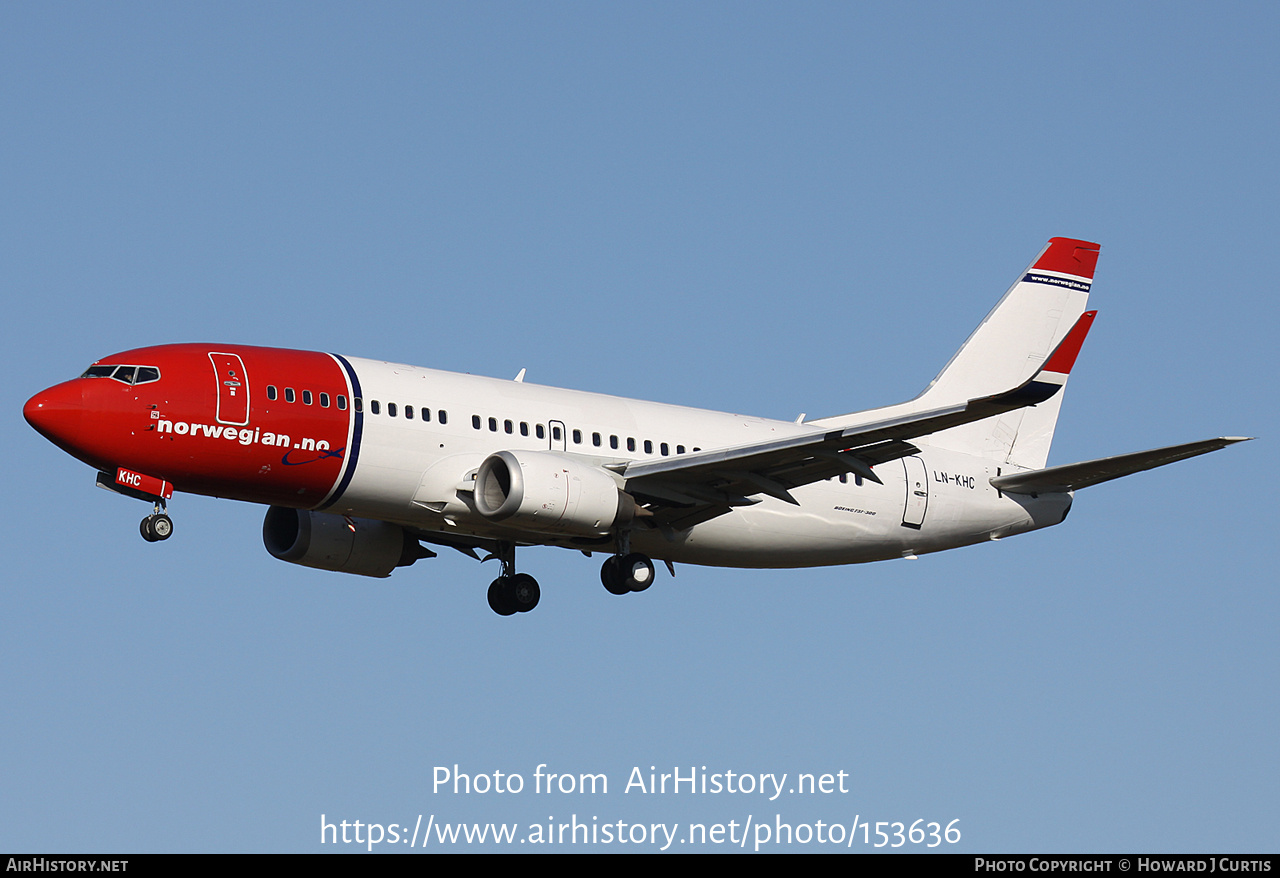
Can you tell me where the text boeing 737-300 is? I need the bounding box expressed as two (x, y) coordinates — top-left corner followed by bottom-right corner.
(24, 238), (1250, 615)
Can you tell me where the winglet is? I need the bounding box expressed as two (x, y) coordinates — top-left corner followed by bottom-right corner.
(980, 310), (1097, 409)
(1041, 310), (1097, 376)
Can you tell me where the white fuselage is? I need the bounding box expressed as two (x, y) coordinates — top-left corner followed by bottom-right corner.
(332, 358), (1071, 568)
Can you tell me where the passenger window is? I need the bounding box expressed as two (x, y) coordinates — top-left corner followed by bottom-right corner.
(370, 400), (380, 415)
(354, 397), (362, 412)
(439, 411), (448, 425)
(536, 424), (545, 439)
(660, 442), (669, 456)
(267, 385), (278, 401)
(472, 415), (482, 430)
(302, 390), (313, 405)
(627, 438), (636, 452)
(644, 440), (653, 454)
(404, 405), (413, 420)
(519, 422), (528, 436)
(338, 395), (348, 410)
(285, 388), (296, 403)
(677, 445), (685, 454)
(489, 417), (498, 432)
(610, 435), (618, 450)
(422, 408), (431, 422)
(387, 402), (397, 417)
(552, 425), (562, 441)
(504, 419), (513, 434)
(592, 432), (601, 447)
(572, 429), (582, 444)
(320, 392), (330, 408)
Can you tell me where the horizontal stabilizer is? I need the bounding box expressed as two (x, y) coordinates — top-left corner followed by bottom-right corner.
(990, 437), (1252, 495)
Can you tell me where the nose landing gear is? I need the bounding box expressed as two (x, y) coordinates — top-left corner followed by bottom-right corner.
(140, 501), (173, 542)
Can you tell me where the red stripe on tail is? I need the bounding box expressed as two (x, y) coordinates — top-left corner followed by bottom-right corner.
(1035, 237), (1101, 279)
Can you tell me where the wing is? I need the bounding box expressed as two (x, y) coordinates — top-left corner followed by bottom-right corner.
(622, 311), (1097, 530)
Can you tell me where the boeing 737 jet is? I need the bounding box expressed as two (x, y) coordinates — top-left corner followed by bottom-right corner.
(24, 238), (1248, 615)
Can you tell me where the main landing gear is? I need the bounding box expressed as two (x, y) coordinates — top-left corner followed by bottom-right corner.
(140, 501), (173, 542)
(599, 527), (656, 597)
(600, 552), (656, 595)
(486, 542), (541, 616)
(483, 537), (657, 617)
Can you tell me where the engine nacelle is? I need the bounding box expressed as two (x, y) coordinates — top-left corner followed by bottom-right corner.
(262, 506), (420, 578)
(473, 450), (633, 536)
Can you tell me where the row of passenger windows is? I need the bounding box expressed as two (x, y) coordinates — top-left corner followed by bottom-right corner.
(467, 414), (700, 457)
(255, 385), (858, 479)
(354, 396), (699, 458)
(265, 385), (348, 410)
(265, 386), (452, 424)
(362, 399), (448, 424)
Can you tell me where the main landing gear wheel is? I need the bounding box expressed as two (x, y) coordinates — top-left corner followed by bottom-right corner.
(508, 573), (540, 612)
(140, 514), (173, 542)
(488, 578), (517, 616)
(484, 541), (540, 616)
(600, 556), (629, 595)
(600, 552), (655, 595)
(487, 574), (541, 616)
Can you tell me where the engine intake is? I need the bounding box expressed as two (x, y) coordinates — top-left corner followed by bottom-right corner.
(473, 450), (633, 536)
(262, 507), (421, 578)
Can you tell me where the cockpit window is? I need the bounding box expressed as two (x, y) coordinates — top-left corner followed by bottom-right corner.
(79, 364), (161, 385)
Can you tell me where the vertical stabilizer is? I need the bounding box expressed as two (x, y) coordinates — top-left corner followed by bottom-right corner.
(813, 237), (1099, 469)
(912, 237), (1097, 469)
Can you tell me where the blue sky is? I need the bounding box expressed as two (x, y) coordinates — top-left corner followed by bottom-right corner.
(3, 2), (1276, 853)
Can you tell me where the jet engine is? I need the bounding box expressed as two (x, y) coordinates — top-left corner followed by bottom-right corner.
(262, 506), (422, 578)
(472, 450), (634, 536)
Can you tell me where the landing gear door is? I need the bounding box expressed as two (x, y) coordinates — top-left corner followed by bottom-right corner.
(901, 455), (928, 529)
(209, 352), (250, 426)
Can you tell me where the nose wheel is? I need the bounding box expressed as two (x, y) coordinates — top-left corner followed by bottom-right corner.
(140, 501), (173, 542)
(140, 513), (173, 541)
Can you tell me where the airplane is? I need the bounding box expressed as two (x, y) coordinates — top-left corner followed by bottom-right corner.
(23, 237), (1250, 616)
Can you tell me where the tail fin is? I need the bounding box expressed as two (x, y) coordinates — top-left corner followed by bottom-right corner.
(926, 237), (1097, 468)
(829, 237), (1100, 468)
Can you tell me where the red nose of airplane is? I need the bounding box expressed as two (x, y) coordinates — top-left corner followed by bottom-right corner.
(24, 381), (86, 451)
